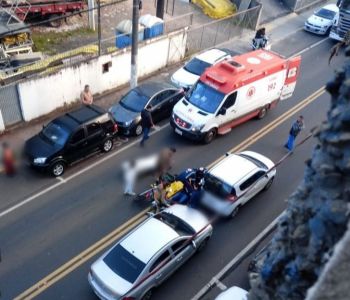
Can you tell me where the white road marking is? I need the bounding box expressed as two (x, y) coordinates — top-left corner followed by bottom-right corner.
(214, 278), (227, 291)
(56, 177), (66, 183)
(0, 182), (63, 219)
(0, 35), (330, 218)
(191, 212), (284, 300)
(292, 37), (329, 57)
(0, 123), (170, 220)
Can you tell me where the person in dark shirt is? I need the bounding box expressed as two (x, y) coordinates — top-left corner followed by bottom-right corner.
(254, 27), (267, 49)
(284, 116), (305, 151)
(140, 104), (154, 147)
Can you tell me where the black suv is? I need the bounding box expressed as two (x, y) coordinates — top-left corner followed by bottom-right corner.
(25, 105), (118, 177)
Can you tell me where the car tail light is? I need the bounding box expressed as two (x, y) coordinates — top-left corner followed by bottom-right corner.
(226, 195), (238, 202)
(113, 123), (118, 132)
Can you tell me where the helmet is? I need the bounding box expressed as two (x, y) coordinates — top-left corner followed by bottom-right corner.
(195, 167), (206, 179)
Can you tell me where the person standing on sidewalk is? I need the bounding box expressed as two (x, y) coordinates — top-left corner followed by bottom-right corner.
(140, 105), (154, 147)
(284, 116), (305, 151)
(80, 84), (93, 105)
(2, 142), (16, 176)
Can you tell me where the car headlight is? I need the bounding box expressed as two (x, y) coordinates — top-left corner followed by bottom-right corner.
(124, 120), (133, 126)
(191, 124), (204, 132)
(34, 157), (47, 164)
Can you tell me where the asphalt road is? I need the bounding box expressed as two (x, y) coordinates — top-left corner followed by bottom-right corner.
(0, 28), (346, 300)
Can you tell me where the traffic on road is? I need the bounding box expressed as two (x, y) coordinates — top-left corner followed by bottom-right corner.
(0, 3), (347, 300)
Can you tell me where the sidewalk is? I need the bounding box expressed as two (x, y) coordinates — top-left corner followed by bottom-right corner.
(0, 3), (322, 163)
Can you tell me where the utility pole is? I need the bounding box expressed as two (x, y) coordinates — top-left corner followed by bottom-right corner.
(156, 0), (165, 19)
(130, 0), (139, 88)
(88, 0), (95, 30)
(97, 0), (102, 56)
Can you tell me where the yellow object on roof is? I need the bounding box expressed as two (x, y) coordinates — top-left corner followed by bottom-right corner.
(192, 0), (237, 19)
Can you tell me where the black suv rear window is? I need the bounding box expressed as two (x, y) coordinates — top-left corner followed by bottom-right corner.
(103, 244), (146, 284)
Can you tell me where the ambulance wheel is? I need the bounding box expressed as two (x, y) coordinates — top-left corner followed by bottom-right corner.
(203, 128), (217, 144)
(257, 107), (267, 119)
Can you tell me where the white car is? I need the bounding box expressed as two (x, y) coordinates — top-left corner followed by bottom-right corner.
(304, 4), (339, 35)
(88, 204), (212, 300)
(201, 151), (276, 218)
(171, 48), (233, 89)
(215, 286), (248, 300)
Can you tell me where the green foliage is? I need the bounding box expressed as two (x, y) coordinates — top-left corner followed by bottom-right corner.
(32, 27), (95, 54)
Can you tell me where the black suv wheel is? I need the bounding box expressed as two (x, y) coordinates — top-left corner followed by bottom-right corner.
(102, 138), (113, 152)
(134, 123), (143, 136)
(50, 161), (65, 177)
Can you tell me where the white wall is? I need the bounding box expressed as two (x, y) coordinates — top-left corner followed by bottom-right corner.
(18, 30), (187, 122)
(0, 109), (5, 133)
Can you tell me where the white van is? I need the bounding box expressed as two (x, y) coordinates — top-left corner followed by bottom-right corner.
(170, 49), (301, 144)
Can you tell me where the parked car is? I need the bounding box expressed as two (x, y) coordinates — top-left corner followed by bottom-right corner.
(304, 4), (339, 35)
(88, 204), (212, 300)
(109, 82), (184, 136)
(201, 151), (276, 218)
(171, 48), (233, 89)
(215, 286), (248, 300)
(25, 104), (118, 177)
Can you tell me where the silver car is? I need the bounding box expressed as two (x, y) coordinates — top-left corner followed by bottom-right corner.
(88, 204), (213, 300)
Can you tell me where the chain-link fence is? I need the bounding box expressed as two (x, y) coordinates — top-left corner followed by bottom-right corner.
(282, 0), (325, 12)
(294, 0), (324, 11)
(186, 4), (262, 55)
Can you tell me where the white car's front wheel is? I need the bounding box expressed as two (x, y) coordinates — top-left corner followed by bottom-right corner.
(264, 177), (274, 191)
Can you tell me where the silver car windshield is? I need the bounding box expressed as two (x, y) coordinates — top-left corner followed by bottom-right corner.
(103, 244), (146, 283)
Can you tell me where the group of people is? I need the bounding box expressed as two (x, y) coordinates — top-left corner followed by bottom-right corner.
(151, 167), (207, 212)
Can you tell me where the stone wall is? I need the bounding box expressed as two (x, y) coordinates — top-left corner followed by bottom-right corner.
(248, 47), (350, 299)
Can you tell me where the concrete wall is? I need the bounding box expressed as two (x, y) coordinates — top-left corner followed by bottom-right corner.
(18, 30), (187, 122)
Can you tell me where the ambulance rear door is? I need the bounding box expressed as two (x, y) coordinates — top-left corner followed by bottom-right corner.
(280, 56), (301, 100)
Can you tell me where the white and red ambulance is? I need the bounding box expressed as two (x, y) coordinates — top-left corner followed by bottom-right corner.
(170, 49), (301, 144)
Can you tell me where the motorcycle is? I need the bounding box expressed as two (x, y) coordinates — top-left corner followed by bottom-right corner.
(133, 168), (207, 212)
(251, 37), (271, 51)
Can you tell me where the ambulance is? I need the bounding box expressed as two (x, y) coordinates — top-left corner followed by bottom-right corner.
(170, 49), (301, 144)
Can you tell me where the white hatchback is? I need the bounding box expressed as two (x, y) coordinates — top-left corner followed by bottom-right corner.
(201, 151), (276, 218)
(171, 48), (233, 89)
(304, 4), (339, 35)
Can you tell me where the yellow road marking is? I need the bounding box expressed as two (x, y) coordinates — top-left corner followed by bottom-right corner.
(207, 87), (325, 168)
(13, 86), (326, 300)
(14, 210), (148, 300)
